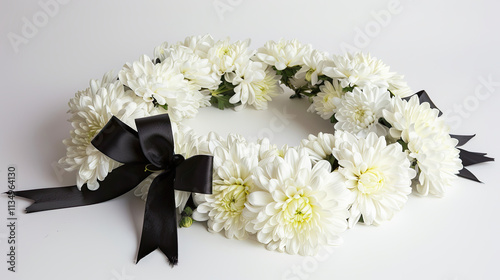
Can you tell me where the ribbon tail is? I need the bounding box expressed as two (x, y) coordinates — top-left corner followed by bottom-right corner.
(458, 148), (495, 167)
(405, 90), (443, 116)
(450, 134), (476, 146)
(137, 171), (178, 266)
(13, 186), (88, 213)
(13, 164), (151, 213)
(456, 148), (494, 182)
(457, 167), (482, 183)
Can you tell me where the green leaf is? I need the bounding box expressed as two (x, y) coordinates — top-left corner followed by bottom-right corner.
(397, 139), (409, 152)
(152, 99), (168, 111)
(358, 215), (364, 224)
(378, 117), (392, 129)
(318, 75), (332, 82)
(309, 86), (322, 97)
(182, 206), (193, 216)
(342, 86), (355, 93)
(326, 154), (340, 170)
(329, 114), (338, 124)
(280, 65), (301, 79)
(278, 66), (302, 91)
(210, 95), (235, 110)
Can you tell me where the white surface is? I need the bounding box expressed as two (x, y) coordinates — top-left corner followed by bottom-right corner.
(1, 0), (499, 279)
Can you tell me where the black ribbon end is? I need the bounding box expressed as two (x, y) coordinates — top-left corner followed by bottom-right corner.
(4, 190), (17, 196)
(135, 250), (178, 267)
(135, 248), (153, 265)
(167, 256), (178, 267)
(457, 167), (483, 183)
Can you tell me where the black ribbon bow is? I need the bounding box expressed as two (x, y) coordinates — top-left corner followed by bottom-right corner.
(404, 90), (494, 182)
(12, 114), (213, 266)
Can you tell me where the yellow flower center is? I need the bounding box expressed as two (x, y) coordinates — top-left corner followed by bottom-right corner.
(305, 68), (316, 82)
(354, 107), (375, 127)
(217, 45), (235, 58)
(357, 169), (385, 194)
(217, 183), (249, 217)
(277, 148), (285, 158)
(283, 191), (313, 227)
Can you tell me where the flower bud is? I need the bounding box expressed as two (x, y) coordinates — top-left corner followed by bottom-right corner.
(179, 216), (193, 228)
(183, 206), (193, 216)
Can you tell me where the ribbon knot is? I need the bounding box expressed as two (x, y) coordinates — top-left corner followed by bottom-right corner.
(171, 154), (185, 169)
(13, 114), (213, 266)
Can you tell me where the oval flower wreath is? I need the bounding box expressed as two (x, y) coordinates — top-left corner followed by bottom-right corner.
(14, 35), (493, 266)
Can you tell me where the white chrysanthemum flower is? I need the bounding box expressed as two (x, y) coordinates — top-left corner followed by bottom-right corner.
(255, 39), (312, 70)
(334, 86), (391, 137)
(208, 38), (254, 74)
(193, 135), (259, 239)
(134, 123), (200, 212)
(118, 54), (201, 122)
(168, 45), (221, 110)
(225, 61), (265, 110)
(323, 53), (412, 98)
(59, 72), (148, 190)
(153, 41), (170, 62)
(324, 53), (385, 89)
(309, 80), (344, 120)
(244, 147), (352, 256)
(197, 131), (226, 155)
(295, 50), (331, 85)
(257, 138), (290, 161)
(155, 44), (221, 91)
(300, 132), (337, 164)
(226, 63), (283, 110)
(178, 34), (215, 59)
(387, 73), (412, 98)
(332, 131), (415, 227)
(251, 66), (284, 110)
(383, 96), (462, 196)
(155, 34), (216, 62)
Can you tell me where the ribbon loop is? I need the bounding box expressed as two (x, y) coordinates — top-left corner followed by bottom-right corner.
(174, 155), (213, 194)
(91, 116), (148, 164)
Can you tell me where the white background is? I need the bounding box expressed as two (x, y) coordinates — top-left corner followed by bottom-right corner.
(1, 0), (499, 279)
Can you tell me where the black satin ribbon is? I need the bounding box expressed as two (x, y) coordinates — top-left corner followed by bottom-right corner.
(405, 90), (494, 182)
(12, 114), (213, 266)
